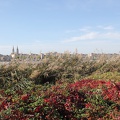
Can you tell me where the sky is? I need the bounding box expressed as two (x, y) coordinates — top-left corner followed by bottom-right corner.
(0, 0), (120, 55)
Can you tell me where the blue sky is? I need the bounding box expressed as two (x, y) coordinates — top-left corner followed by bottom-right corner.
(0, 0), (120, 55)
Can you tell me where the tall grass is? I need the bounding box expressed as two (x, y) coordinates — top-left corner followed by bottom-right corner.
(0, 53), (120, 90)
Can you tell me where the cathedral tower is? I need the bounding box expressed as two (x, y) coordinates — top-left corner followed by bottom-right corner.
(16, 46), (19, 55)
(11, 46), (20, 58)
(12, 46), (15, 54)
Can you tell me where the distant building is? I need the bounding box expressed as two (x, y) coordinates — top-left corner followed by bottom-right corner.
(0, 54), (11, 62)
(11, 46), (19, 58)
(16, 46), (19, 55)
(10, 46), (45, 62)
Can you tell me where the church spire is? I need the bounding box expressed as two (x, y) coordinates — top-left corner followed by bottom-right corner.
(16, 46), (19, 55)
(12, 46), (14, 54)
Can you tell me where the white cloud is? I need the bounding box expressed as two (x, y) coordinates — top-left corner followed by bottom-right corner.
(63, 25), (120, 43)
(63, 31), (120, 43)
(63, 32), (98, 42)
(102, 32), (120, 39)
(65, 26), (91, 33)
(103, 26), (114, 30)
(97, 25), (114, 30)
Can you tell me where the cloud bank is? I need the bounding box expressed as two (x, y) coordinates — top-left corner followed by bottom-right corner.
(63, 25), (120, 43)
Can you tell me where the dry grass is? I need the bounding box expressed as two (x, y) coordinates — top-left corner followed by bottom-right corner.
(0, 53), (120, 89)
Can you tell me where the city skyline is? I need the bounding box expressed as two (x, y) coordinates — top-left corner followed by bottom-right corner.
(0, 0), (120, 55)
(0, 45), (119, 55)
